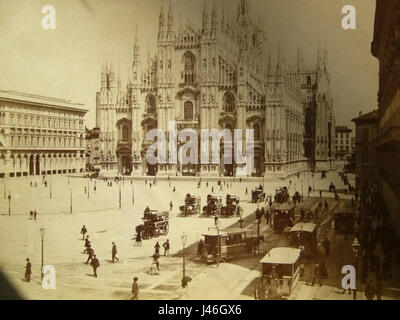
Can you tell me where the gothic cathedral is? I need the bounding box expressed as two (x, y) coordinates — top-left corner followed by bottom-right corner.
(95, 0), (335, 178)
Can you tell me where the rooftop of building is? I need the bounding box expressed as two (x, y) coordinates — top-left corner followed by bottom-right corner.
(351, 109), (379, 124)
(0, 90), (88, 113)
(335, 125), (352, 133)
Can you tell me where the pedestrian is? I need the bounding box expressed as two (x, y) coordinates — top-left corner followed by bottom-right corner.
(364, 279), (376, 300)
(83, 235), (90, 253)
(245, 187), (248, 195)
(211, 186), (214, 194)
(135, 231), (142, 246)
(30, 210), (33, 219)
(25, 258), (32, 282)
(153, 254), (160, 271)
(162, 239), (170, 256)
(170, 201), (173, 211)
(197, 239), (204, 257)
(324, 200), (329, 212)
(80, 225), (87, 240)
(94, 185), (96, 192)
(206, 181), (209, 187)
(311, 263), (322, 286)
(33, 210), (37, 220)
(265, 210), (271, 226)
(131, 277), (139, 300)
(112, 242), (119, 263)
(84, 186), (87, 194)
(85, 246), (94, 264)
(173, 186), (176, 192)
(30, 181), (33, 187)
(323, 238), (330, 257)
(90, 254), (100, 278)
(319, 190), (322, 198)
(154, 242), (160, 255)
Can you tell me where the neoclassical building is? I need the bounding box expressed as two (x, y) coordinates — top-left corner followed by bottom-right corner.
(0, 90), (87, 178)
(95, 0), (335, 177)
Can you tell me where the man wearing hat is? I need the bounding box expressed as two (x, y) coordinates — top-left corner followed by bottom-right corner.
(112, 242), (119, 263)
(131, 277), (139, 300)
(91, 255), (100, 278)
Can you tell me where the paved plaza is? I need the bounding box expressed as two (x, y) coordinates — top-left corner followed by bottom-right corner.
(1, 171), (398, 300)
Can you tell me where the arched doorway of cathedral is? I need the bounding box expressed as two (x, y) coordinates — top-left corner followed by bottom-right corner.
(178, 137), (199, 176)
(141, 117), (158, 176)
(248, 120), (265, 177)
(220, 123), (235, 176)
(116, 118), (133, 175)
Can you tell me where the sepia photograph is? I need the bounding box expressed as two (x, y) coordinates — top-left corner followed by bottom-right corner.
(0, 0), (399, 302)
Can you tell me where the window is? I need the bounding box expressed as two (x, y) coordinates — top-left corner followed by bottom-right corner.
(184, 101), (194, 121)
(182, 51), (195, 83)
(223, 92), (235, 113)
(146, 94), (156, 114)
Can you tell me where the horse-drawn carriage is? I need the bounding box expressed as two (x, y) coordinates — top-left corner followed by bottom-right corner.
(252, 186), (266, 203)
(275, 187), (289, 203)
(199, 229), (258, 263)
(179, 193), (201, 216)
(220, 194), (242, 217)
(135, 209), (169, 240)
(202, 194), (222, 216)
(272, 203), (295, 233)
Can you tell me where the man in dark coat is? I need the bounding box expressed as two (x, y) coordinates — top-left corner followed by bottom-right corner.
(83, 235), (90, 253)
(162, 240), (170, 256)
(80, 225), (87, 240)
(112, 242), (119, 263)
(131, 277), (139, 300)
(311, 263), (322, 286)
(323, 238), (330, 257)
(91, 254), (100, 277)
(25, 258), (32, 282)
(154, 242), (160, 255)
(85, 246), (94, 264)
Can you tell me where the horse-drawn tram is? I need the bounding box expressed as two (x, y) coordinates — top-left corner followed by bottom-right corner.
(334, 201), (355, 235)
(259, 247), (302, 299)
(288, 223), (317, 257)
(199, 229), (257, 263)
(135, 209), (169, 240)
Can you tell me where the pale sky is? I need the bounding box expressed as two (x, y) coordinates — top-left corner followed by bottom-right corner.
(0, 0), (378, 131)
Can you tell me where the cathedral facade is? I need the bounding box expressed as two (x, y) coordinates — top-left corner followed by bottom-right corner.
(95, 0), (335, 178)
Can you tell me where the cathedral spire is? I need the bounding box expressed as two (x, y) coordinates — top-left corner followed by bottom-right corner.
(117, 67), (121, 90)
(108, 59), (115, 89)
(237, 0), (249, 20)
(323, 42), (328, 72)
(158, 0), (165, 41)
(221, 3), (225, 33)
(202, 0), (209, 37)
(211, 0), (217, 38)
(133, 25), (140, 63)
(101, 58), (107, 89)
(166, 0), (174, 41)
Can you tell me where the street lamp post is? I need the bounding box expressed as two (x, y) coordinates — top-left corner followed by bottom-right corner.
(39, 225), (46, 281)
(3, 178), (6, 199)
(49, 176), (52, 199)
(70, 188), (73, 214)
(352, 237), (360, 300)
(119, 182), (122, 209)
(215, 219), (221, 267)
(181, 233), (188, 278)
(132, 182), (135, 205)
(8, 194), (11, 216)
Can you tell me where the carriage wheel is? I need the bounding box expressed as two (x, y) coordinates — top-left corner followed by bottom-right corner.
(164, 224), (169, 235)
